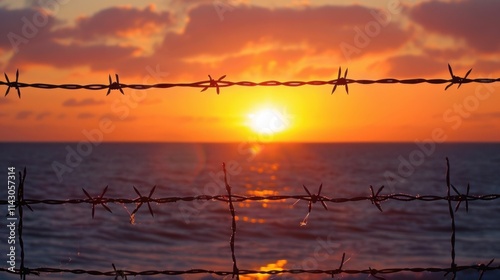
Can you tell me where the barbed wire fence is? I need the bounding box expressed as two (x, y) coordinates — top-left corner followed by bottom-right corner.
(2, 64), (500, 98)
(1, 158), (500, 279)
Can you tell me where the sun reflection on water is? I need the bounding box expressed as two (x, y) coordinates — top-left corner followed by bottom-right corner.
(241, 260), (288, 280)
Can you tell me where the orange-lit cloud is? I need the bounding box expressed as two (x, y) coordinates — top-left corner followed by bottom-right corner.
(3, 4), (414, 79)
(77, 112), (95, 119)
(35, 111), (50, 120)
(62, 98), (105, 107)
(15, 110), (32, 120)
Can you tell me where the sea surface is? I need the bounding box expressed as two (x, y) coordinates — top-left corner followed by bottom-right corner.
(1, 142), (500, 280)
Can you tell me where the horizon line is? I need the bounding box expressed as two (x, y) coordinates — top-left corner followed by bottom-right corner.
(1, 140), (500, 144)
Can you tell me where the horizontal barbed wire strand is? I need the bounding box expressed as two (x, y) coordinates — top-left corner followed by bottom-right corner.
(1, 193), (499, 206)
(1, 265), (500, 278)
(2, 64), (500, 97)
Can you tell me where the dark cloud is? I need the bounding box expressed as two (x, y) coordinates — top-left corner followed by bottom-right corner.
(35, 111), (50, 120)
(0, 98), (13, 105)
(77, 112), (95, 119)
(472, 59), (500, 75)
(410, 0), (500, 53)
(55, 5), (173, 40)
(467, 112), (500, 122)
(0, 6), (57, 52)
(16, 110), (32, 119)
(101, 113), (138, 122)
(8, 40), (138, 71)
(62, 98), (105, 107)
(374, 54), (444, 77)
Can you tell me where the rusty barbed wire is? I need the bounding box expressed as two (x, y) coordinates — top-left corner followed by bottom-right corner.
(445, 157), (457, 280)
(2, 64), (500, 97)
(2, 160), (500, 279)
(2, 192), (499, 210)
(223, 163), (239, 279)
(1, 263), (500, 279)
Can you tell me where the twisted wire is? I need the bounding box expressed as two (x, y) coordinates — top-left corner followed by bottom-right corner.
(2, 64), (500, 97)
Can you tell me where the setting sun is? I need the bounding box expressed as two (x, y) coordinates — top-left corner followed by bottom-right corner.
(247, 108), (290, 134)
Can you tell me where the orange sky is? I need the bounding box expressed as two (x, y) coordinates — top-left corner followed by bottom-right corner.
(1, 0), (499, 142)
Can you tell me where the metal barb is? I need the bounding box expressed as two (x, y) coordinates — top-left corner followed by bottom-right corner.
(112, 263), (127, 280)
(300, 184), (328, 226)
(368, 267), (385, 280)
(107, 74), (124, 96)
(452, 183), (471, 213)
(445, 64), (472, 90)
(478, 259), (494, 280)
(82, 186), (112, 219)
(19, 267), (39, 278)
(201, 74), (226, 94)
(131, 186), (157, 217)
(332, 252), (346, 278)
(15, 167), (33, 212)
(303, 184), (328, 212)
(4, 69), (21, 98)
(369, 185), (384, 212)
(331, 67), (349, 94)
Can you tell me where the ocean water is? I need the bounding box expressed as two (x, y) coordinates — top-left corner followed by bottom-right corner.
(1, 142), (500, 280)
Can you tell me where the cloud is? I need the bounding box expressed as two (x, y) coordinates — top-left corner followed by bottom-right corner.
(124, 4), (412, 78)
(158, 5), (411, 58)
(0, 98), (13, 105)
(4, 4), (413, 78)
(55, 5), (173, 40)
(295, 66), (339, 79)
(62, 98), (105, 107)
(35, 111), (51, 120)
(77, 112), (95, 119)
(8, 40), (138, 71)
(472, 59), (500, 76)
(101, 113), (138, 122)
(467, 112), (500, 122)
(373, 54), (444, 77)
(410, 0), (500, 53)
(16, 110), (32, 120)
(0, 6), (57, 52)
